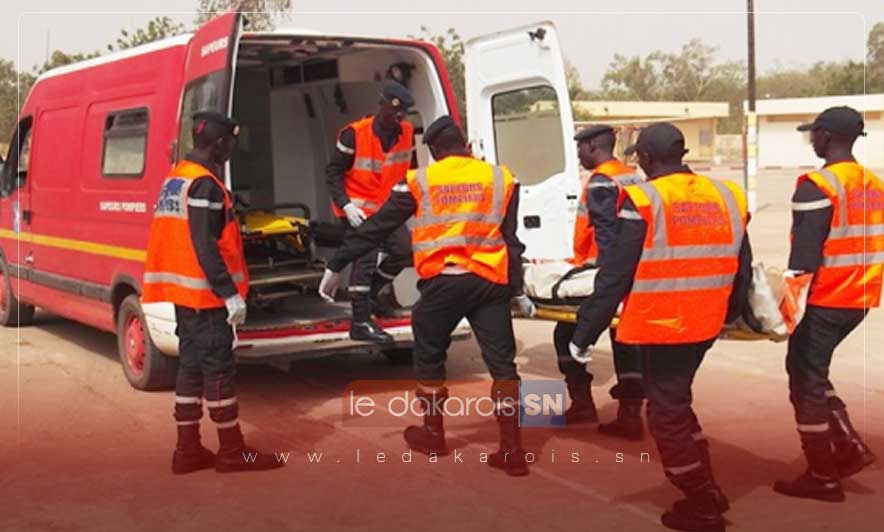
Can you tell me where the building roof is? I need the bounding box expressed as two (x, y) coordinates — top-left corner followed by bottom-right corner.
(749, 93), (884, 115)
(568, 100), (730, 119)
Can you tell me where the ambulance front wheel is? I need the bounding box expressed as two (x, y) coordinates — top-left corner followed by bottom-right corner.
(0, 258), (35, 327)
(117, 294), (178, 391)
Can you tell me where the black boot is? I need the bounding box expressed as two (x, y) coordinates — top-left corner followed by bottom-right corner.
(172, 424), (215, 475)
(830, 408), (877, 478)
(214, 425), (285, 473)
(350, 294), (393, 343)
(598, 400), (644, 440)
(774, 434), (844, 502)
(662, 485), (726, 532)
(689, 438), (730, 513)
(404, 388), (450, 456)
(563, 379), (598, 425)
(488, 403), (529, 477)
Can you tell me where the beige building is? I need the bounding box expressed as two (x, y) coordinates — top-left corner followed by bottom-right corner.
(751, 93), (884, 168)
(540, 100), (730, 162)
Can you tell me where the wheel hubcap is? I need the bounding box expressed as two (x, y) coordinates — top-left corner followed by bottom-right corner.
(124, 313), (146, 376)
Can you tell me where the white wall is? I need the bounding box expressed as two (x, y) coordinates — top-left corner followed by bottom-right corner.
(758, 115), (884, 168)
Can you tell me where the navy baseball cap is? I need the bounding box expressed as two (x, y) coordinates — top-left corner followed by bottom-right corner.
(380, 81), (414, 110)
(624, 122), (688, 159)
(797, 106), (866, 137)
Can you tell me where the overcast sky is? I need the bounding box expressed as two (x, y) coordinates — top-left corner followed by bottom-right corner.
(2, 0), (881, 88)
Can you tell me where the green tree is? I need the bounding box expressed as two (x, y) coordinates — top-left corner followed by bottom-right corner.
(196, 0), (291, 31)
(411, 27), (466, 125)
(866, 22), (884, 91)
(600, 53), (661, 100)
(35, 50), (101, 75)
(108, 16), (185, 52)
(0, 60), (35, 142)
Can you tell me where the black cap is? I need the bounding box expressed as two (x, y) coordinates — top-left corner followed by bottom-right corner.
(192, 111), (240, 137)
(423, 115), (460, 145)
(380, 81), (414, 110)
(574, 124), (613, 143)
(624, 122), (688, 158)
(797, 106), (866, 137)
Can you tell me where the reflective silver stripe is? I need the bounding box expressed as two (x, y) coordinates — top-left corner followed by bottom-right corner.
(205, 397), (237, 408)
(441, 265), (470, 275)
(376, 269), (397, 280)
(392, 183), (409, 193)
(615, 173), (644, 186)
(144, 271), (245, 289)
(797, 423), (830, 433)
(588, 181), (618, 189)
(410, 166), (506, 228)
(336, 140), (355, 155)
(829, 223), (884, 238)
(822, 251), (884, 267)
(709, 180), (745, 251)
(618, 372), (642, 380)
(175, 396), (202, 405)
(348, 285), (371, 293)
(632, 273), (735, 293)
(175, 420), (200, 426)
(792, 198), (832, 211)
(187, 198), (224, 210)
(637, 182), (668, 249)
(642, 244), (739, 261)
(618, 209), (643, 220)
(385, 149), (413, 165)
(824, 389), (838, 398)
(215, 419), (239, 429)
(412, 235), (505, 252)
(353, 157), (383, 173)
(665, 461), (703, 475)
(815, 168), (848, 227)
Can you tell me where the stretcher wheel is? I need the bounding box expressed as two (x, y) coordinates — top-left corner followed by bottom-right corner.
(117, 294), (178, 390)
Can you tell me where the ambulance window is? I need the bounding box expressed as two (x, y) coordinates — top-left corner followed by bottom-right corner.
(1, 117), (33, 196)
(102, 108), (149, 178)
(178, 72), (224, 160)
(491, 86), (564, 186)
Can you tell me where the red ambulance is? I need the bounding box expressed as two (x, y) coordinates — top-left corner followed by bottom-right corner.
(0, 13), (580, 390)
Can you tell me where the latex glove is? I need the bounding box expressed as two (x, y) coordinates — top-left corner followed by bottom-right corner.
(513, 294), (537, 318)
(224, 294), (247, 326)
(783, 269), (806, 278)
(318, 268), (341, 302)
(569, 342), (592, 364)
(342, 203), (367, 228)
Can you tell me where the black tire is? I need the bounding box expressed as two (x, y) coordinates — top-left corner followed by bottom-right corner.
(116, 294), (178, 391)
(0, 258), (35, 327)
(382, 347), (414, 365)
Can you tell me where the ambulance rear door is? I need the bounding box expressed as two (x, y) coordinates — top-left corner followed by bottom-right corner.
(464, 21), (579, 260)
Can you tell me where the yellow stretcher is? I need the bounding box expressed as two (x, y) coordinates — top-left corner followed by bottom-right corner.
(529, 306), (783, 342)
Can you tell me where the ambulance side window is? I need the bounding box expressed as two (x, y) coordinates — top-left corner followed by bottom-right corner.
(1, 117), (33, 197)
(102, 108), (149, 178)
(491, 86), (565, 186)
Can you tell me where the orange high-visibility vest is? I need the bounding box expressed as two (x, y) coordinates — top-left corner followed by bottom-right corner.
(406, 156), (516, 285)
(799, 162), (884, 308)
(572, 159), (643, 265)
(331, 116), (414, 217)
(142, 160), (249, 309)
(617, 173), (747, 344)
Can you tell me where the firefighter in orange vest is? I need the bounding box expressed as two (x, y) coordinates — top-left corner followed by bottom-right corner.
(319, 116), (536, 476)
(774, 107), (882, 502)
(143, 111), (283, 474)
(569, 123), (753, 532)
(325, 81), (416, 343)
(553, 124), (645, 434)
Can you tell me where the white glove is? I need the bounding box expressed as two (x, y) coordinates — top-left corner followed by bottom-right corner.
(318, 268), (341, 302)
(342, 203), (367, 227)
(513, 294), (536, 318)
(784, 269), (806, 278)
(224, 294), (247, 326)
(569, 342), (592, 364)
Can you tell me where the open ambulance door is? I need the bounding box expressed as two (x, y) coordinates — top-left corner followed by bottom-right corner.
(176, 11), (243, 187)
(464, 21), (579, 260)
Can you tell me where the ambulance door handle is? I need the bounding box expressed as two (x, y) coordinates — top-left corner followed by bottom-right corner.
(24, 253), (34, 265)
(22, 209), (32, 224)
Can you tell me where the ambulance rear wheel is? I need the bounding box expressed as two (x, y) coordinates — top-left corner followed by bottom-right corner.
(117, 295), (178, 391)
(0, 258), (35, 327)
(382, 347), (413, 365)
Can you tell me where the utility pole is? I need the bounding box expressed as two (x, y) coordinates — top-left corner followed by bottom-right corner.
(745, 0), (758, 212)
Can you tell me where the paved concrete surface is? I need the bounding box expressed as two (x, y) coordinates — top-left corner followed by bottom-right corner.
(1, 168), (883, 532)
